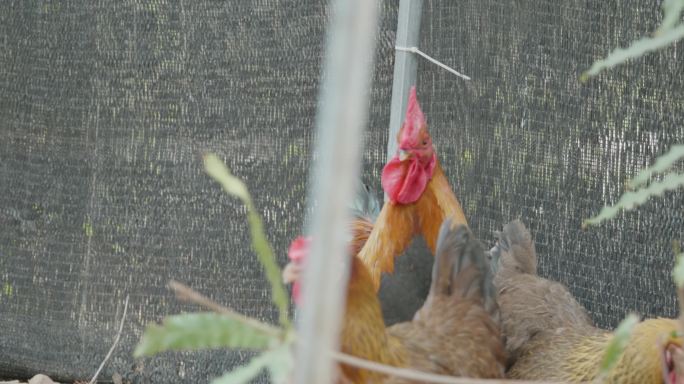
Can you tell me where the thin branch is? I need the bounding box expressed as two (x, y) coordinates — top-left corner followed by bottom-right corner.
(331, 351), (572, 384)
(168, 280), (281, 337)
(88, 295), (129, 384)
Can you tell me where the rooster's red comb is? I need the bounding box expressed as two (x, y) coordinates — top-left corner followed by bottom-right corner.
(288, 236), (311, 262)
(399, 86), (427, 146)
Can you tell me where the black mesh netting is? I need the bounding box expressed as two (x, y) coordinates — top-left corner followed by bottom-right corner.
(1, 1), (683, 383)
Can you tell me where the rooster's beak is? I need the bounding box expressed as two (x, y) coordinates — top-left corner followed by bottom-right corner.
(282, 263), (302, 284)
(398, 149), (412, 161)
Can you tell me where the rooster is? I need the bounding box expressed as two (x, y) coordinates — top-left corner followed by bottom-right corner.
(490, 220), (684, 383)
(283, 219), (506, 383)
(357, 86), (468, 290)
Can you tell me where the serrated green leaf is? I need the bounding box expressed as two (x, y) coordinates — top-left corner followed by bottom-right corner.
(600, 314), (639, 375)
(581, 24), (684, 81)
(204, 154), (250, 201)
(266, 343), (295, 384)
(203, 153), (291, 327)
(583, 172), (684, 227)
(246, 209), (292, 327)
(628, 145), (684, 189)
(210, 350), (272, 384)
(657, 0), (684, 34)
(673, 254), (684, 288)
(210, 343), (294, 384)
(134, 312), (278, 357)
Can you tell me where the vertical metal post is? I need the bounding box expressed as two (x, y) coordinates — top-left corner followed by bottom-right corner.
(387, 0), (424, 162)
(295, 0), (379, 383)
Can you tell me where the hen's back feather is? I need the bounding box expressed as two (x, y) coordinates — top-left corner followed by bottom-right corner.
(491, 220), (682, 383)
(508, 318), (679, 384)
(426, 220), (497, 319)
(387, 221), (506, 380)
(490, 220), (593, 362)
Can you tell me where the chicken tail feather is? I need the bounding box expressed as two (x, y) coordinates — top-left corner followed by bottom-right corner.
(348, 180), (381, 222)
(490, 220), (537, 277)
(429, 219), (498, 317)
(348, 181), (381, 256)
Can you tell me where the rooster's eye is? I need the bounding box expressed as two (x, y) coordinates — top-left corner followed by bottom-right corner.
(422, 140), (428, 146)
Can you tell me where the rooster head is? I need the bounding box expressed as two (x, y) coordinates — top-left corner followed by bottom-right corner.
(382, 86), (437, 204)
(396, 86), (433, 161)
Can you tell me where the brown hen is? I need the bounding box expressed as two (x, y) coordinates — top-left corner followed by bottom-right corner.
(490, 219), (684, 383)
(284, 219), (506, 383)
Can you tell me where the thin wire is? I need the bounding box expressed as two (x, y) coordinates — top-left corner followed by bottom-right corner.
(88, 295), (129, 384)
(331, 351), (573, 384)
(396, 46), (471, 80)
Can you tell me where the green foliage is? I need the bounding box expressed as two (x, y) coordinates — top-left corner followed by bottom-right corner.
(135, 154), (297, 382)
(581, 0), (684, 81)
(204, 154), (251, 201)
(211, 344), (293, 384)
(628, 145), (684, 189)
(673, 253), (684, 288)
(583, 172), (684, 227)
(134, 312), (278, 357)
(133, 312), (283, 357)
(203, 153), (291, 327)
(599, 314), (639, 377)
(581, 0), (684, 225)
(210, 350), (272, 384)
(658, 0), (684, 34)
(266, 344), (295, 383)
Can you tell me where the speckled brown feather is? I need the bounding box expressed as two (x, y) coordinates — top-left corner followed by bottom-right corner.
(491, 220), (682, 383)
(490, 220), (593, 363)
(508, 318), (680, 383)
(341, 220), (506, 383)
(357, 161), (468, 291)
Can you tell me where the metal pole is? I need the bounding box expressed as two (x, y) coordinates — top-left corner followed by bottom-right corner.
(387, 0), (424, 163)
(295, 0), (379, 383)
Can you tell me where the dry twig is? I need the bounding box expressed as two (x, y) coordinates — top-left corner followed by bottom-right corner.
(168, 280), (281, 337)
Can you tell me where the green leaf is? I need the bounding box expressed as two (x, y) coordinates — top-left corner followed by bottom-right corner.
(210, 350), (272, 384)
(657, 0), (684, 34)
(673, 253), (684, 288)
(204, 154), (250, 201)
(134, 312), (278, 357)
(210, 344), (294, 384)
(600, 314), (639, 376)
(581, 24), (684, 82)
(203, 153), (291, 328)
(265, 343), (295, 384)
(628, 145), (684, 189)
(583, 172), (684, 227)
(246, 209), (292, 327)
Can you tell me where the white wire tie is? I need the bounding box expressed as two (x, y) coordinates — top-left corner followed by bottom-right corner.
(395, 46), (471, 81)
